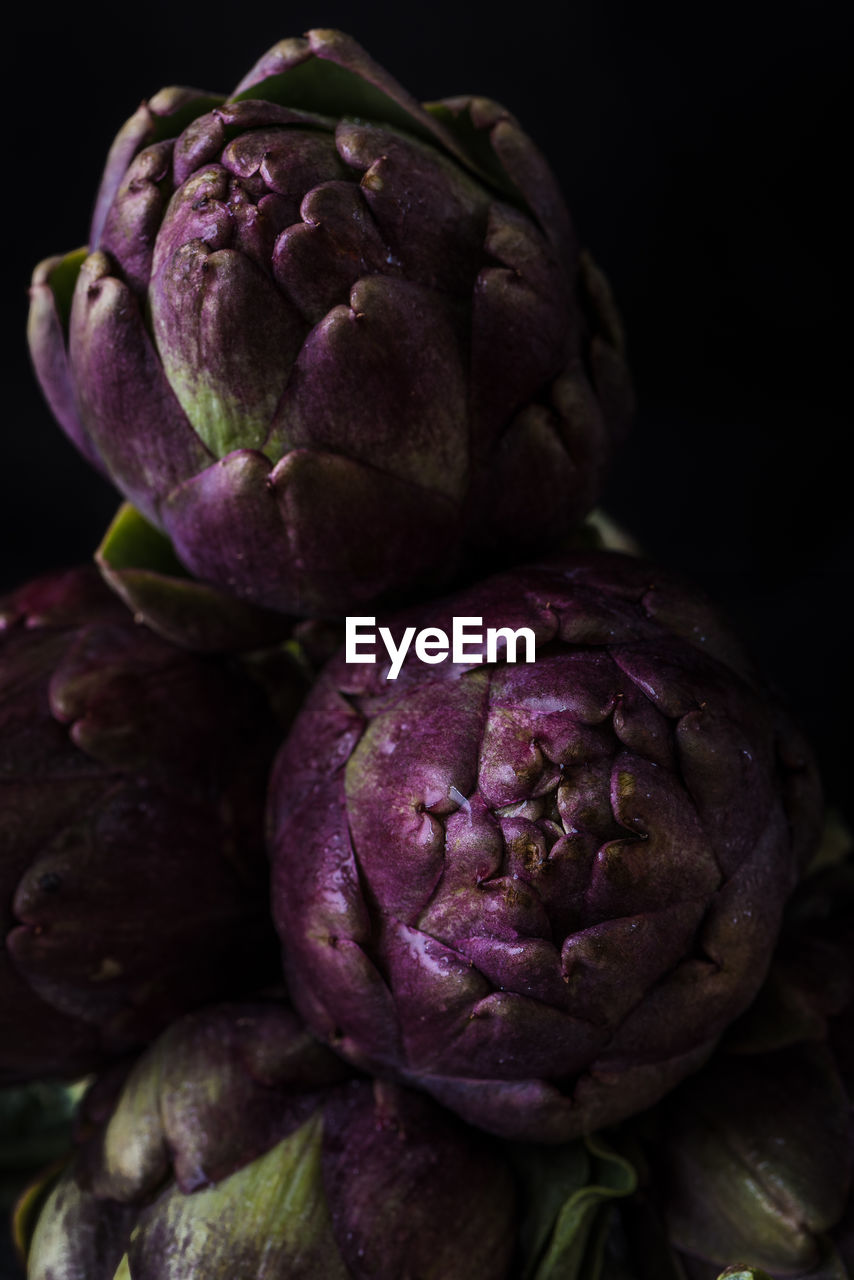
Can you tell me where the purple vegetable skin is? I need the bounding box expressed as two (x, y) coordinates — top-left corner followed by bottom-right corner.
(24, 1003), (516, 1279)
(269, 550), (821, 1141)
(28, 30), (631, 618)
(0, 567), (283, 1083)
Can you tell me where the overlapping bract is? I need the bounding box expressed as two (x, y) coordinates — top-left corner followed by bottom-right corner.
(25, 1003), (516, 1279)
(28, 29), (632, 618)
(14, 24), (843, 1277)
(649, 859), (854, 1279)
(269, 551), (822, 1142)
(0, 568), (284, 1083)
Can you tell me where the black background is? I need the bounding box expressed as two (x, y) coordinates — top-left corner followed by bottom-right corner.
(3, 0), (852, 808)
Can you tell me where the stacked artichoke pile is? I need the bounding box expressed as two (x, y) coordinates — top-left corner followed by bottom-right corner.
(2, 28), (850, 1280)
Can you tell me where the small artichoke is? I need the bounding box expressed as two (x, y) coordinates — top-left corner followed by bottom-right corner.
(28, 30), (631, 618)
(269, 551), (821, 1142)
(24, 1003), (517, 1279)
(0, 567), (285, 1083)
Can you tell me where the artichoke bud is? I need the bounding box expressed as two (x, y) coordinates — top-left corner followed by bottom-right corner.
(725, 851), (854, 1056)
(27, 29), (634, 618)
(660, 1043), (851, 1275)
(107, 1113), (346, 1280)
(0, 567), (290, 1084)
(25, 1003), (517, 1279)
(269, 550), (822, 1142)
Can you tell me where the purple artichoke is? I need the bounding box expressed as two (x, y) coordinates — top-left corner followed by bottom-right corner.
(23, 1003), (516, 1279)
(28, 29), (631, 619)
(269, 551), (821, 1142)
(0, 567), (286, 1084)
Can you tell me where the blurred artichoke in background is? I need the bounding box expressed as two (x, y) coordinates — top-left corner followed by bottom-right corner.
(660, 1043), (852, 1279)
(0, 567), (288, 1083)
(28, 29), (631, 618)
(643, 856), (854, 1280)
(22, 1003), (517, 1279)
(269, 550), (821, 1142)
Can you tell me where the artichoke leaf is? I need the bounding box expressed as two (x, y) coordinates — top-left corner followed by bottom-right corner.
(118, 1111), (347, 1279)
(98, 502), (192, 581)
(34, 248), (89, 333)
(425, 101), (521, 202)
(234, 31), (460, 160)
(233, 30), (512, 200)
(96, 503), (293, 653)
(513, 1132), (637, 1280)
(142, 91), (226, 146)
(234, 54), (435, 139)
(25, 1160), (134, 1280)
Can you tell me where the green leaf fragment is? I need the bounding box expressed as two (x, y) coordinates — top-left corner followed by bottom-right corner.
(118, 1112), (347, 1279)
(233, 58), (438, 147)
(98, 503), (191, 580)
(96, 503), (294, 653)
(45, 248), (89, 331)
(513, 1132), (638, 1280)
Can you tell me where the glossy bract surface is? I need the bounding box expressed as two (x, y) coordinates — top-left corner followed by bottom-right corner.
(269, 551), (821, 1141)
(28, 30), (631, 617)
(0, 568), (281, 1083)
(25, 1003), (516, 1280)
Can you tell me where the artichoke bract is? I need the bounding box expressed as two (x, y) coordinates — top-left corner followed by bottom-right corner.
(0, 568), (285, 1083)
(28, 29), (632, 618)
(24, 1003), (517, 1279)
(657, 1043), (852, 1280)
(269, 551), (821, 1142)
(648, 859), (854, 1279)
